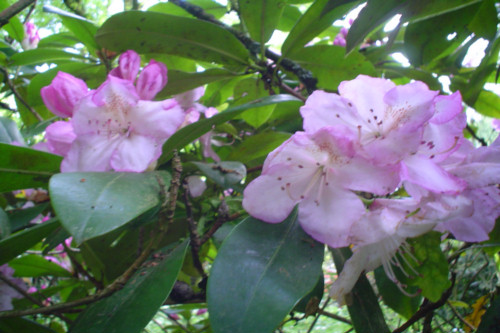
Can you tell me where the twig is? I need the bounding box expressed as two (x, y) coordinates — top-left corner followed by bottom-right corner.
(392, 273), (456, 333)
(246, 165), (263, 174)
(0, 0), (36, 28)
(466, 124), (487, 146)
(22, 0), (36, 23)
(279, 81), (307, 102)
(163, 310), (193, 333)
(63, 242), (104, 290)
(168, 0), (317, 93)
(163, 150), (182, 229)
(0, 67), (43, 121)
(461, 260), (489, 299)
(446, 300), (476, 331)
(317, 309), (352, 325)
(307, 297), (331, 333)
(200, 200), (229, 245)
(182, 179), (206, 278)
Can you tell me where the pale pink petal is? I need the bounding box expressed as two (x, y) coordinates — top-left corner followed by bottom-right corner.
(200, 132), (220, 162)
(110, 135), (158, 172)
(116, 50), (141, 82)
(363, 127), (423, 164)
(430, 91), (463, 124)
(61, 134), (120, 172)
(136, 59), (168, 100)
(130, 99), (184, 138)
(45, 121), (76, 156)
(175, 87), (205, 109)
(401, 155), (466, 193)
(186, 176), (207, 197)
(41, 72), (88, 118)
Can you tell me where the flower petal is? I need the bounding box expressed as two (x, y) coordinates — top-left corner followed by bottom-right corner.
(61, 134), (120, 172)
(130, 99), (185, 138)
(45, 121), (76, 156)
(41, 72), (88, 118)
(110, 134), (159, 172)
(136, 59), (168, 100)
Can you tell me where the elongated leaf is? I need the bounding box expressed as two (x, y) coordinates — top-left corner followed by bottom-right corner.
(282, 0), (358, 56)
(0, 218), (60, 265)
(9, 254), (72, 277)
(0, 208), (9, 239)
(159, 94), (300, 163)
(404, 0), (483, 23)
(0, 143), (62, 193)
(207, 210), (324, 333)
(227, 131), (291, 163)
(277, 5), (302, 32)
(0, 0), (24, 43)
(467, 0), (497, 40)
(234, 78), (276, 128)
(156, 69), (243, 98)
(239, 0), (284, 45)
(0, 318), (57, 333)
(473, 90), (500, 118)
(49, 171), (171, 244)
(0, 117), (24, 144)
(43, 5), (99, 51)
(96, 11), (250, 66)
(8, 202), (50, 232)
(192, 161), (246, 189)
(331, 248), (391, 333)
(10, 48), (88, 66)
(288, 45), (376, 90)
(346, 0), (407, 53)
(70, 240), (189, 333)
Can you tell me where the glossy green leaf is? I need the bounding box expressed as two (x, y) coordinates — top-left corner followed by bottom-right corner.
(346, 0), (407, 53)
(476, 295), (500, 333)
(70, 240), (189, 333)
(49, 171), (171, 244)
(192, 161), (246, 189)
(96, 11), (250, 65)
(288, 45), (376, 90)
(0, 318), (57, 333)
(234, 78), (276, 128)
(148, 0), (227, 19)
(374, 266), (422, 319)
(227, 131), (291, 163)
(407, 232), (451, 302)
(43, 5), (100, 51)
(382, 65), (442, 91)
(159, 94), (300, 163)
(9, 254), (72, 277)
(156, 69), (243, 98)
(0, 208), (9, 239)
(404, 3), (479, 66)
(0, 143), (62, 193)
(404, 0), (483, 23)
(0, 117), (24, 144)
(8, 202), (50, 232)
(331, 247), (391, 333)
(474, 90), (500, 118)
(277, 5), (302, 32)
(9, 48), (88, 66)
(0, 219), (60, 265)
(239, 0), (285, 44)
(207, 210), (324, 333)
(38, 32), (82, 49)
(467, 0), (497, 40)
(282, 0), (358, 56)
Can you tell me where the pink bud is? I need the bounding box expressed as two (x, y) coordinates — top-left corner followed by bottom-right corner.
(115, 50), (141, 82)
(196, 308), (207, 315)
(21, 22), (40, 50)
(45, 121), (76, 156)
(41, 72), (88, 117)
(136, 59), (167, 100)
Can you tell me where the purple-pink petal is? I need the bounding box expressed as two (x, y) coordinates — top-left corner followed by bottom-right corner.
(41, 72), (88, 118)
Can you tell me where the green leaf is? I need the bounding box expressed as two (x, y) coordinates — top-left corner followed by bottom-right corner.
(282, 0), (358, 56)
(374, 266), (422, 319)
(473, 90), (500, 118)
(156, 69), (243, 98)
(96, 11), (250, 66)
(346, 0), (407, 53)
(467, 0), (497, 40)
(404, 0), (483, 23)
(148, 0), (227, 19)
(0, 208), (9, 239)
(239, 0), (285, 45)
(159, 94), (300, 163)
(0, 318), (57, 333)
(476, 295), (500, 333)
(9, 48), (88, 66)
(0, 0), (24, 43)
(0, 117), (24, 144)
(403, 3), (479, 66)
(70, 240), (189, 333)
(38, 32), (82, 49)
(227, 130), (291, 163)
(49, 171), (171, 244)
(0, 219), (60, 265)
(277, 5), (302, 32)
(192, 161), (246, 189)
(407, 232), (451, 302)
(0, 143), (62, 193)
(234, 78), (276, 128)
(331, 247), (391, 333)
(9, 254), (73, 277)
(7, 202), (50, 232)
(43, 5), (99, 51)
(207, 210), (324, 333)
(287, 45), (376, 90)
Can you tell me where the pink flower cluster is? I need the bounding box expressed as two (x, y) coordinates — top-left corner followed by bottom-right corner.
(242, 75), (500, 302)
(41, 50), (185, 172)
(21, 22), (40, 50)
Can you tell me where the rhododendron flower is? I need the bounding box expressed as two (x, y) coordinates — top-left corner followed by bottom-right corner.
(21, 21), (40, 50)
(62, 75), (184, 172)
(243, 127), (399, 248)
(45, 121), (76, 156)
(41, 72), (89, 118)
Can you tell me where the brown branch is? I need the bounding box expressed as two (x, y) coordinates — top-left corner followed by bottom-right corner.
(317, 309), (352, 325)
(0, 0), (36, 28)
(63, 242), (104, 290)
(200, 200), (229, 245)
(392, 273), (456, 333)
(279, 81), (307, 102)
(168, 0), (317, 93)
(0, 67), (43, 121)
(446, 300), (476, 331)
(466, 124), (487, 146)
